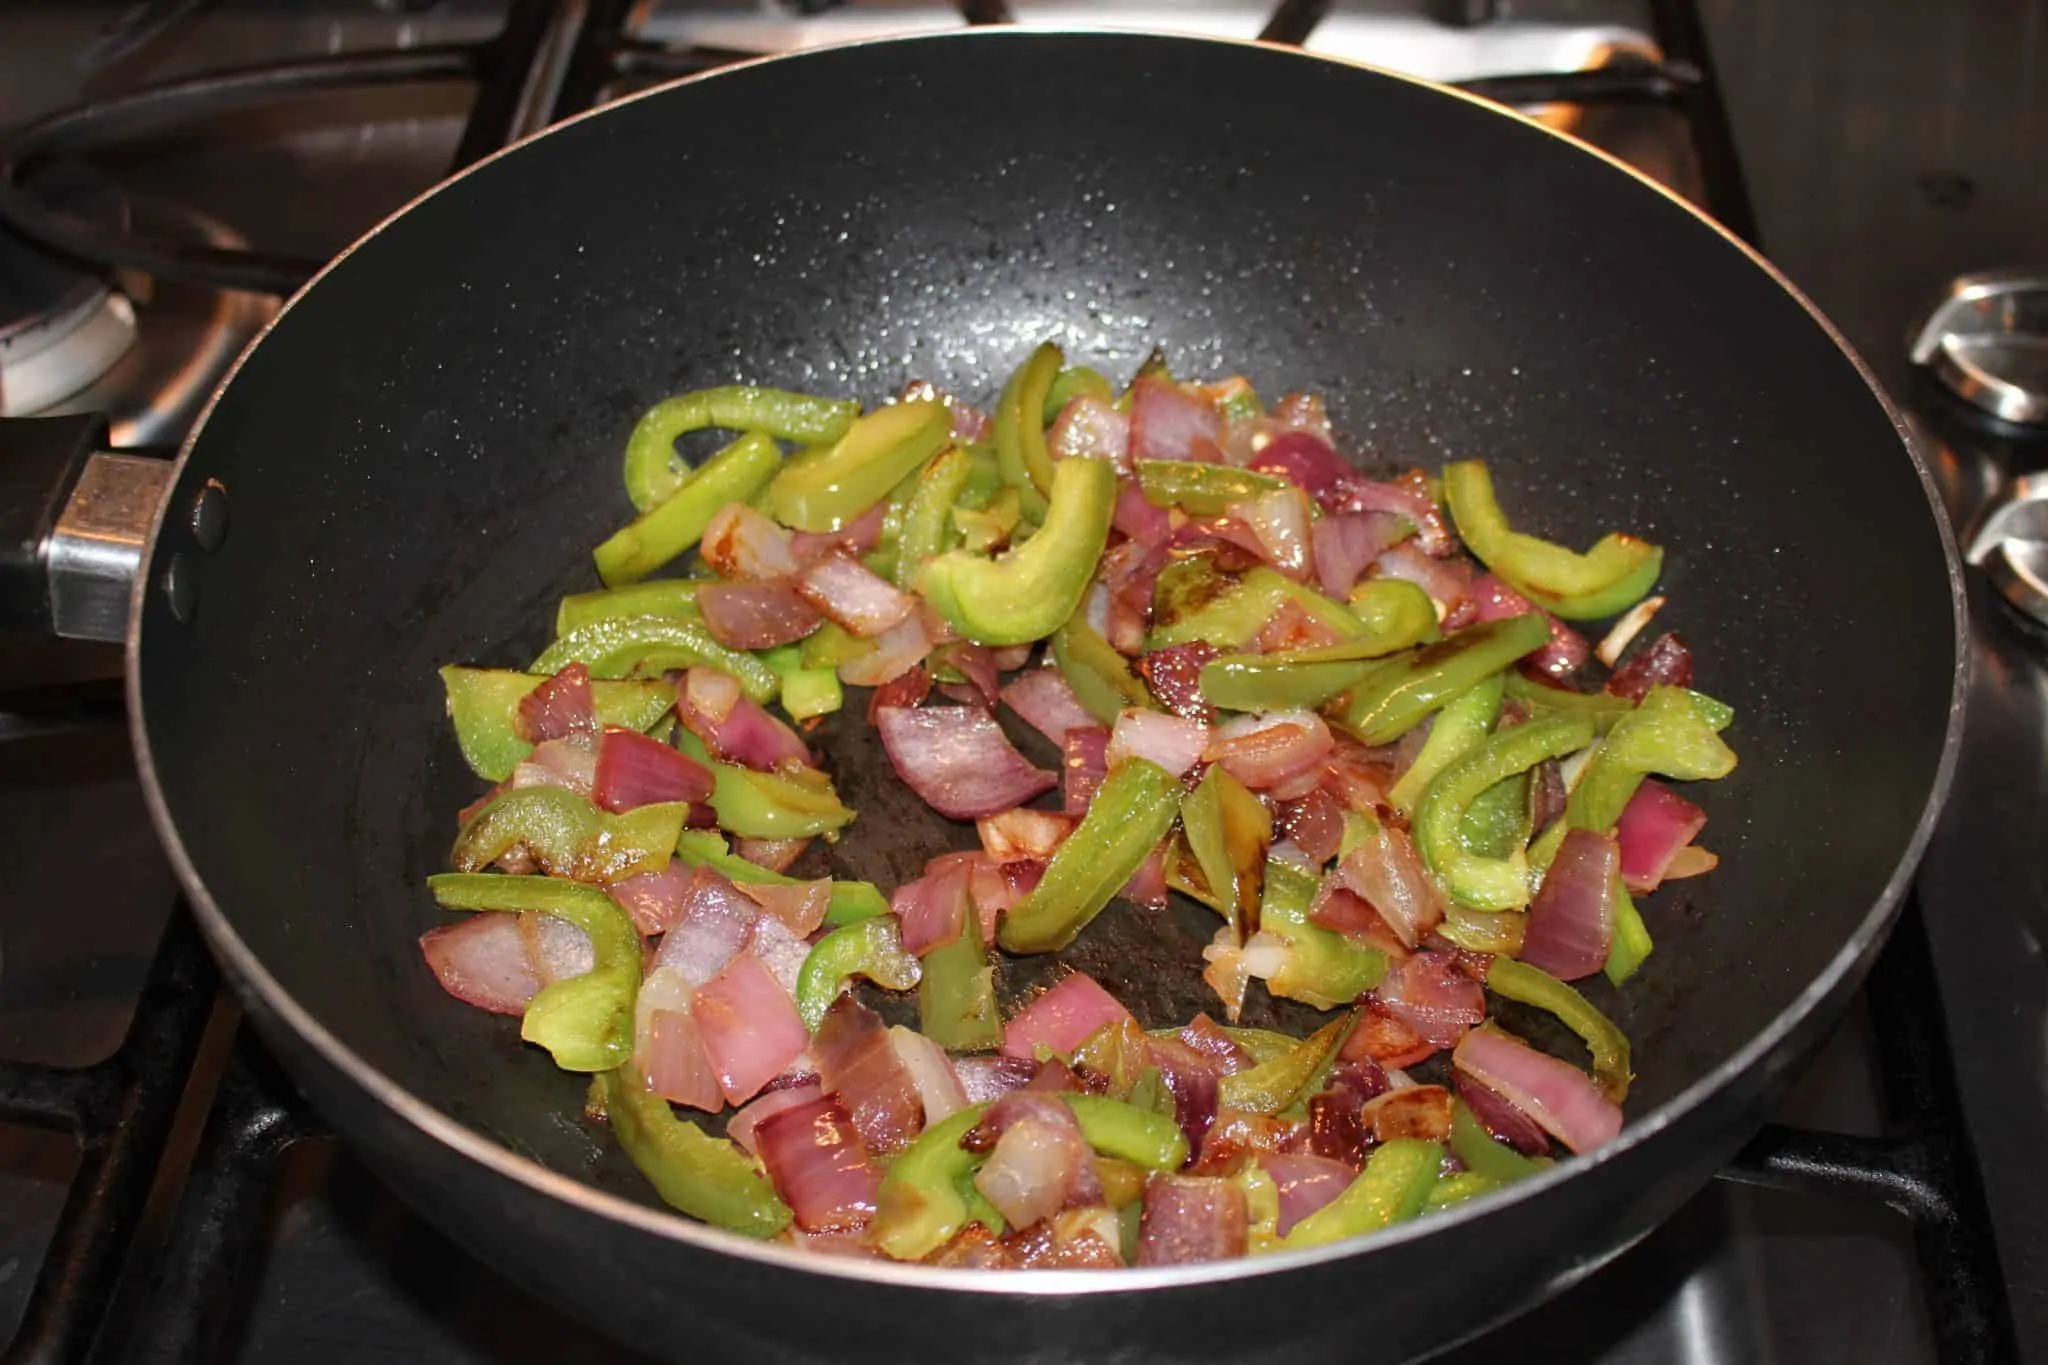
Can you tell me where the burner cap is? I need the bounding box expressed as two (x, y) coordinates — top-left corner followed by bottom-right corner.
(1912, 269), (2048, 427)
(0, 162), (138, 417)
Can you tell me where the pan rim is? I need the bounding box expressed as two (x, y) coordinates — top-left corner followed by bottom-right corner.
(126, 26), (1970, 1297)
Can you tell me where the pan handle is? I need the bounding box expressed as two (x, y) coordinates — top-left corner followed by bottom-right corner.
(0, 414), (169, 643)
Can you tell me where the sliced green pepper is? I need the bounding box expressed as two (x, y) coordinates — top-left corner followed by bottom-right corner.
(1442, 460), (1663, 621)
(1197, 580), (1438, 712)
(1605, 894), (1655, 987)
(1251, 859), (1387, 1009)
(428, 873), (639, 1072)
(760, 644), (842, 721)
(1333, 614), (1551, 746)
(953, 486), (1022, 554)
(1387, 672), (1506, 813)
(452, 789), (688, 884)
(874, 1104), (988, 1260)
(894, 446), (972, 589)
(622, 385), (857, 513)
(1149, 562), (1368, 652)
(1279, 1139), (1442, 1250)
(594, 1070), (792, 1237)
(1414, 715), (1596, 909)
(1458, 770), (1532, 861)
(919, 455), (1117, 647)
(1450, 1100), (1548, 1184)
(1503, 672), (1637, 733)
(1218, 1015), (1349, 1115)
(795, 918), (921, 1030)
(671, 829), (887, 925)
(555, 580), (702, 636)
(994, 341), (1062, 515)
(439, 666), (672, 781)
(597, 432), (782, 586)
(1424, 1170), (1498, 1211)
(798, 621), (874, 671)
(1214, 1025), (1302, 1066)
(1050, 610), (1153, 724)
(1136, 460), (1290, 515)
(1179, 765), (1270, 942)
(672, 729), (854, 839)
(1045, 366), (1114, 422)
(998, 758), (1182, 954)
(1531, 684), (1736, 870)
(1486, 956), (1632, 1102)
(919, 897), (1001, 1051)
(1062, 1094), (1189, 1170)
(766, 399), (950, 533)
(530, 617), (778, 702)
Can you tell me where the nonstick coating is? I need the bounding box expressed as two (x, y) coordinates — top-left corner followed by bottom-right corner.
(131, 31), (1961, 1365)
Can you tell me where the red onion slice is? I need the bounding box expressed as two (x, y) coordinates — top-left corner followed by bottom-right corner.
(1371, 951), (1486, 1049)
(691, 953), (808, 1107)
(888, 1026), (970, 1125)
(1106, 710), (1211, 780)
(1333, 821), (1444, 949)
(753, 1094), (881, 1232)
(977, 807), (1075, 864)
(696, 580), (824, 650)
(676, 669), (813, 773)
(729, 1079), (826, 1157)
(838, 612), (932, 688)
(420, 915), (542, 1015)
(892, 855), (975, 957)
(1260, 1152), (1357, 1236)
(1605, 631), (1693, 701)
(1136, 1174), (1247, 1265)
(1250, 430), (1353, 508)
(735, 877), (832, 936)
(1129, 378), (1223, 464)
(591, 726), (713, 813)
(1000, 667), (1097, 747)
(973, 1108), (1096, 1230)
(652, 866), (759, 988)
(873, 705), (1058, 820)
(1453, 1027), (1622, 1154)
(1311, 511), (1404, 597)
(1614, 778), (1709, 894)
(1457, 1075), (1552, 1156)
(797, 549), (918, 638)
(1114, 475), (1173, 548)
(1338, 470), (1454, 556)
(1049, 394), (1132, 472)
(1209, 710), (1333, 792)
(1521, 827), (1622, 980)
(1002, 973), (1136, 1060)
(701, 503), (801, 580)
(515, 662), (596, 743)
(608, 860), (694, 936)
(814, 997), (925, 1156)
(1135, 643), (1218, 724)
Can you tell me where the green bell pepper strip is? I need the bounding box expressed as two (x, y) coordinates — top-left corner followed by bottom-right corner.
(1197, 581), (1439, 712)
(597, 432), (782, 586)
(622, 386), (857, 513)
(1485, 956), (1633, 1102)
(1212, 377), (1262, 425)
(918, 455), (1117, 647)
(1450, 1099), (1549, 1184)
(1180, 765), (1270, 941)
(1217, 1015), (1349, 1115)
(1605, 893), (1655, 986)
(998, 758), (1182, 954)
(1530, 684), (1737, 870)
(1237, 1164), (1283, 1254)
(874, 1104), (988, 1260)
(439, 667), (673, 782)
(759, 644), (842, 721)
(671, 829), (888, 925)
(1424, 1170), (1499, 1212)
(1126, 1066), (1175, 1122)
(671, 729), (854, 839)
(1387, 672), (1506, 813)
(794, 918), (921, 1030)
(1458, 771), (1531, 860)
(766, 399), (950, 533)
(1414, 715), (1597, 910)
(918, 898), (1001, 1051)
(994, 341), (1062, 514)
(1136, 460), (1290, 515)
(555, 580), (702, 636)
(1050, 610), (1154, 724)
(1333, 614), (1552, 746)
(894, 446), (972, 589)
(955, 442), (1006, 508)
(953, 487), (1022, 554)
(1252, 859), (1387, 1009)
(593, 1070), (792, 1237)
(1442, 460), (1664, 621)
(451, 789), (688, 885)
(428, 873), (640, 1072)
(1062, 1094), (1189, 1170)
(1149, 562), (1370, 652)
(1044, 365), (1114, 423)
(798, 621), (874, 671)
(1215, 1025), (1301, 1066)
(530, 617), (778, 702)
(1503, 673), (1637, 733)
(1338, 809), (1379, 861)
(1279, 1139), (1442, 1250)
(1436, 903), (1528, 956)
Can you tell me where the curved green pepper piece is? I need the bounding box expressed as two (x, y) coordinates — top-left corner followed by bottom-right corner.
(594, 1070), (793, 1237)
(1197, 580), (1438, 713)
(919, 894), (1001, 1051)
(759, 644), (842, 721)
(1062, 1094), (1189, 1170)
(1044, 365), (1114, 422)
(794, 918), (921, 1030)
(1136, 460), (1290, 515)
(672, 729), (853, 839)
(1485, 956), (1633, 1102)
(530, 617), (778, 702)
(439, 667), (673, 781)
(1604, 893), (1655, 987)
(1503, 673), (1636, 734)
(1050, 610), (1153, 724)
(556, 579), (702, 636)
(672, 830), (886, 925)
(766, 399), (950, 533)
(1530, 684), (1737, 870)
(1213, 1025), (1302, 1067)
(1458, 769), (1532, 860)
(452, 789), (688, 884)
(1251, 858), (1388, 1009)
(1149, 562), (1369, 652)
(1218, 1015), (1349, 1115)
(998, 758), (1182, 954)
(623, 386), (857, 512)
(920, 454), (1116, 647)
(1334, 614), (1551, 746)
(1450, 1100), (1549, 1184)
(1279, 1139), (1442, 1250)
(1424, 1170), (1499, 1211)
(875, 1103), (989, 1260)
(1387, 672), (1506, 814)
(994, 341), (1062, 515)
(428, 873), (640, 1071)
(1415, 715), (1597, 909)
(1442, 460), (1663, 621)
(597, 432), (782, 586)
(1180, 765), (1270, 942)
(894, 446), (972, 590)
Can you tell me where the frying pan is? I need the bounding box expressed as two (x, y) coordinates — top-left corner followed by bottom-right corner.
(106, 30), (1961, 1365)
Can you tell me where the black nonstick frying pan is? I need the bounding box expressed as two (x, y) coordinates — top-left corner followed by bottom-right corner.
(110, 30), (1961, 1365)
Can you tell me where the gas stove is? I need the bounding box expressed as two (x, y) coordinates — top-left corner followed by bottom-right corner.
(0, 3), (2035, 1362)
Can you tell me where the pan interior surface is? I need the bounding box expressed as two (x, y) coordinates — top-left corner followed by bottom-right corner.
(134, 32), (1957, 1260)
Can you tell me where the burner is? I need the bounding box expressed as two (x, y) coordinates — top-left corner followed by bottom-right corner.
(0, 162), (138, 418)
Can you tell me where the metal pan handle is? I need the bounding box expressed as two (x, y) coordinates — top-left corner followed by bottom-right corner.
(0, 414), (168, 642)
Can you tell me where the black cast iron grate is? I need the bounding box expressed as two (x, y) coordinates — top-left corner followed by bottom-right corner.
(0, 1), (2016, 1361)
